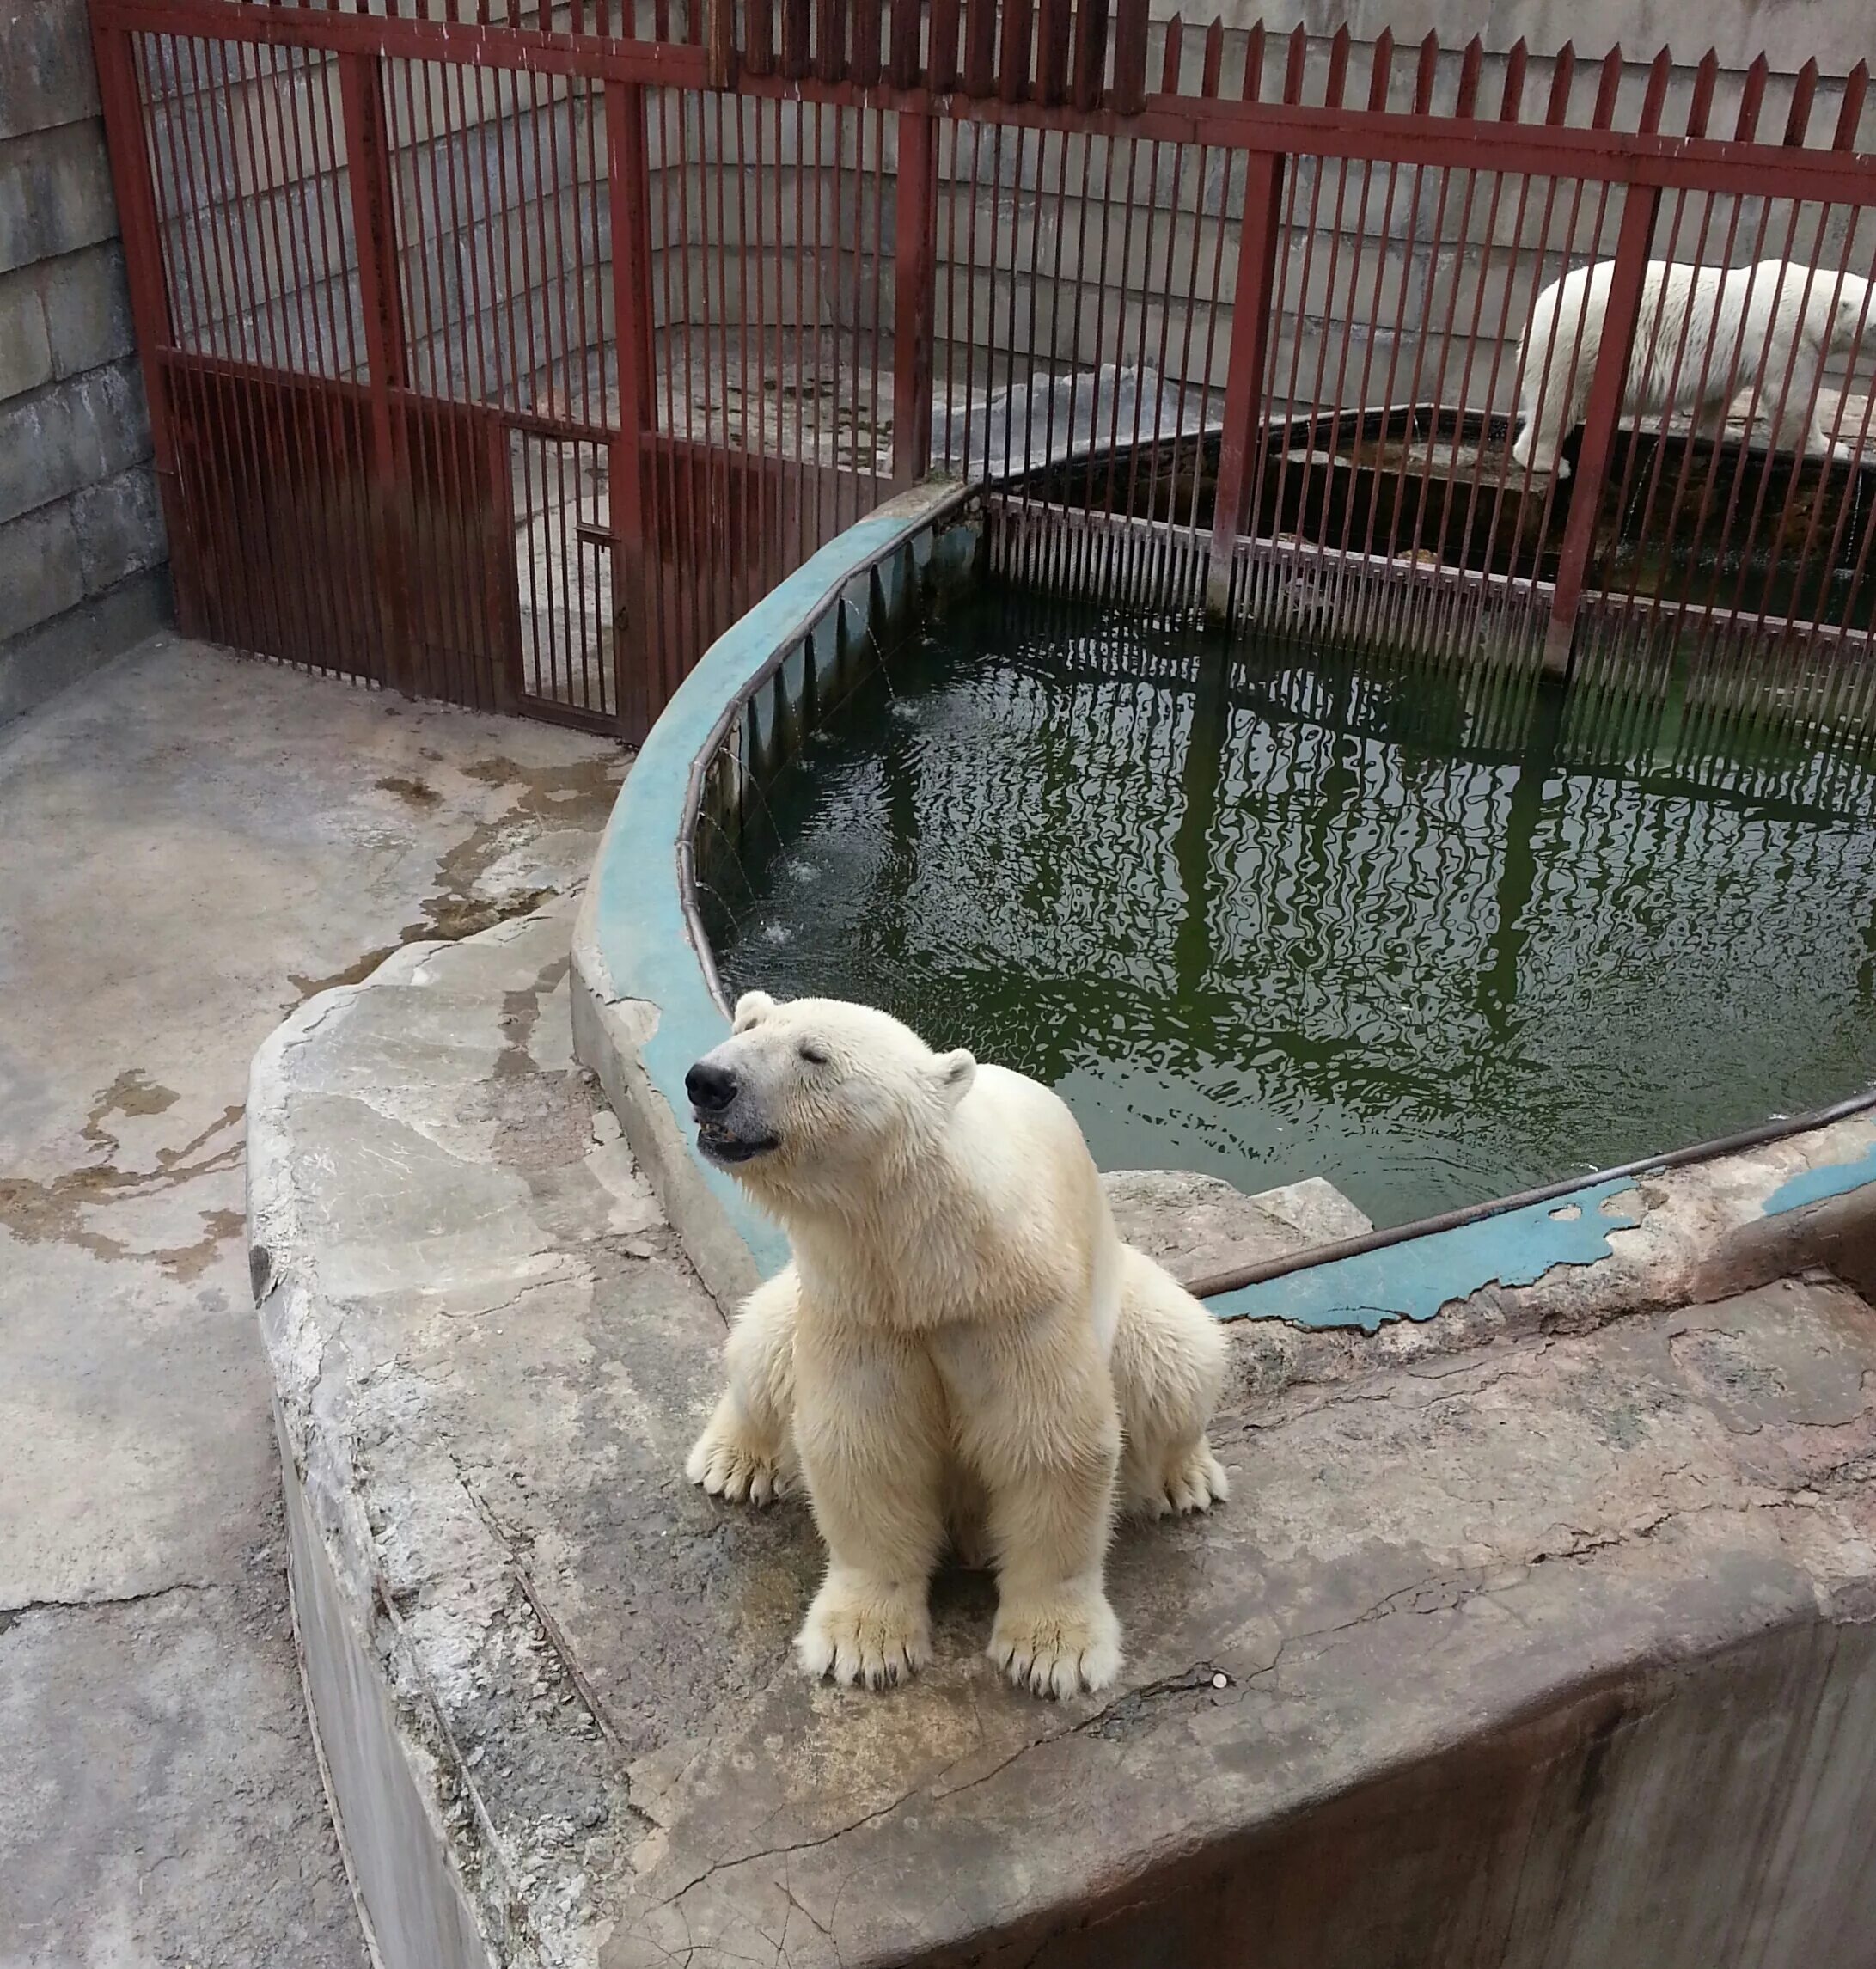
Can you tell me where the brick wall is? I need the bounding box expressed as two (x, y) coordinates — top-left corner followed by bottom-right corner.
(0, 0), (168, 726)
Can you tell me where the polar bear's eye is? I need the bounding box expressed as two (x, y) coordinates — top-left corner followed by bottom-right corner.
(798, 1043), (830, 1067)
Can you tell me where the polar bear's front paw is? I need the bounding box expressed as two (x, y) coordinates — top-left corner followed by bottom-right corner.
(686, 1403), (792, 1507)
(796, 1574), (932, 1689)
(989, 1587), (1121, 1698)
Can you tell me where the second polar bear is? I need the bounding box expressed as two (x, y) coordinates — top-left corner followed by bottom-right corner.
(1511, 259), (1872, 479)
(682, 994), (1228, 1698)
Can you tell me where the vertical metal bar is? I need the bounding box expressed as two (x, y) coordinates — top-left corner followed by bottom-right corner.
(928, 0), (961, 92)
(1036, 0), (1072, 105)
(1108, 0), (1148, 114)
(1542, 178), (1659, 677)
(962, 0), (996, 99)
(746, 0), (774, 75)
(189, 33), (292, 664)
(706, 0), (737, 88)
(339, 48), (413, 694)
(852, 0), (881, 88)
(999, 0), (1032, 104)
(888, 0), (920, 88)
(1205, 145), (1282, 617)
(815, 0), (846, 83)
(781, 0), (810, 81)
(1071, 0), (1109, 113)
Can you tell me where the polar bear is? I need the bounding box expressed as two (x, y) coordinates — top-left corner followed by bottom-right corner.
(681, 993), (1228, 1698)
(1510, 258), (1871, 479)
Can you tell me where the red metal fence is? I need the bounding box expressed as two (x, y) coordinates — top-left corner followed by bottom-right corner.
(91, 0), (1876, 740)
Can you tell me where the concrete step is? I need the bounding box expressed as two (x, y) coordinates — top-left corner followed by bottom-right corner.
(251, 903), (1876, 1969)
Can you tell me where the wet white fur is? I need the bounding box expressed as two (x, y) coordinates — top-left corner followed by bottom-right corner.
(684, 994), (1228, 1699)
(1512, 259), (1872, 479)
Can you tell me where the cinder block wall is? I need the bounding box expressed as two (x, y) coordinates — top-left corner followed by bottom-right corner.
(0, 1), (168, 727)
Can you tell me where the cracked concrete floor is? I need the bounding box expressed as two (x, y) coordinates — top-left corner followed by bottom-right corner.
(0, 633), (626, 1968)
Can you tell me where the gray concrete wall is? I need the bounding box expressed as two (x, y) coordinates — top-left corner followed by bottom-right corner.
(0, 1), (169, 726)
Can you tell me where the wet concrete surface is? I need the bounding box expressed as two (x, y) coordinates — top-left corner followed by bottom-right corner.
(0, 633), (624, 1966)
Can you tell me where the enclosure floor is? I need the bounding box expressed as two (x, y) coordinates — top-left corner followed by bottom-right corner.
(0, 636), (624, 1964)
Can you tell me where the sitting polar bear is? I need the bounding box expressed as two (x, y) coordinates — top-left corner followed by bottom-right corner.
(1511, 258), (1871, 479)
(682, 993), (1228, 1698)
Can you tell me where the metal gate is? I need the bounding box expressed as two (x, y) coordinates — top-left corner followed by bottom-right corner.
(92, 0), (1876, 741)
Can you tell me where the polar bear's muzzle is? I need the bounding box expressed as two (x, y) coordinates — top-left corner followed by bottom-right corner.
(685, 1057), (781, 1166)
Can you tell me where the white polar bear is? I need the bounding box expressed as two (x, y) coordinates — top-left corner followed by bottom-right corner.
(681, 993), (1228, 1698)
(1510, 258), (1872, 479)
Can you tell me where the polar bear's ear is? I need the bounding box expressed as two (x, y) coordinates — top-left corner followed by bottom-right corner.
(930, 1048), (976, 1104)
(732, 990), (778, 1032)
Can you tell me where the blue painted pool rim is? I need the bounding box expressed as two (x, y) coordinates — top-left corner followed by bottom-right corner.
(571, 488), (1876, 1330)
(571, 476), (981, 1304)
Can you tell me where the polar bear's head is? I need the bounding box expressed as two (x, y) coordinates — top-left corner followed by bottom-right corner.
(1827, 274), (1873, 358)
(684, 993), (976, 1206)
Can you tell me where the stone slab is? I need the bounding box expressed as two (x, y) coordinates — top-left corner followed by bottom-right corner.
(259, 896), (1876, 1969)
(0, 500), (83, 643)
(0, 358), (151, 529)
(40, 241), (138, 384)
(0, 120), (119, 278)
(0, 263), (53, 401)
(1103, 1165), (1372, 1284)
(0, 0), (100, 144)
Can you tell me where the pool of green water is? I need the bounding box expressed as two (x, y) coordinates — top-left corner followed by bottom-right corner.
(706, 584), (1876, 1229)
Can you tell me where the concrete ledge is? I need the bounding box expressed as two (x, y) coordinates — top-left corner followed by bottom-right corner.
(253, 903), (1876, 1969)
(571, 476), (980, 1306)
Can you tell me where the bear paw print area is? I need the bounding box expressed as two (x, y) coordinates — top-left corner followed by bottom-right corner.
(256, 902), (1876, 1969)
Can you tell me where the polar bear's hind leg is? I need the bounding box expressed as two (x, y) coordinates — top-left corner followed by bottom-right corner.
(1111, 1245), (1231, 1519)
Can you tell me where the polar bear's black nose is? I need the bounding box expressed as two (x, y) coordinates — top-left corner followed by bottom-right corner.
(686, 1061), (739, 1113)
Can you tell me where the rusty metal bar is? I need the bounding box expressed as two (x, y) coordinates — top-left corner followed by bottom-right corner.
(1204, 144), (1283, 616)
(337, 47), (414, 693)
(606, 76), (655, 737)
(706, 0), (735, 86)
(1541, 177), (1661, 676)
(893, 105), (936, 482)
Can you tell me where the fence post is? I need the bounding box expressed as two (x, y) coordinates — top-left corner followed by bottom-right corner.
(893, 107), (937, 484)
(1542, 181), (1659, 678)
(607, 78), (657, 739)
(1205, 147), (1285, 622)
(337, 51), (413, 697)
(89, 21), (196, 629)
(705, 0), (738, 89)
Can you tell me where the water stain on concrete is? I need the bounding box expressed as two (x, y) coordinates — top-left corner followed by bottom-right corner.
(376, 774), (443, 808)
(290, 753), (623, 1001)
(0, 1091), (244, 1263)
(153, 1207), (250, 1284)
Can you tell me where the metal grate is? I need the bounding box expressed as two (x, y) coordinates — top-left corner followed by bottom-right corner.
(91, 0), (1876, 740)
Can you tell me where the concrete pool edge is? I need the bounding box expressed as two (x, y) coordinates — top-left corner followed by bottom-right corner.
(570, 483), (1876, 1330)
(571, 476), (981, 1306)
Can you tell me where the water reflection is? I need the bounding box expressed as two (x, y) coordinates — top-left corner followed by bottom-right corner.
(710, 586), (1876, 1226)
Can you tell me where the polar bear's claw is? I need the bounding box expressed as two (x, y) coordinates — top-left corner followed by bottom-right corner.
(989, 1591), (1122, 1698)
(796, 1577), (932, 1689)
(1128, 1438), (1230, 1519)
(686, 1425), (791, 1507)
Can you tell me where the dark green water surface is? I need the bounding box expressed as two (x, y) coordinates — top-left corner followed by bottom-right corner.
(707, 585), (1876, 1228)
